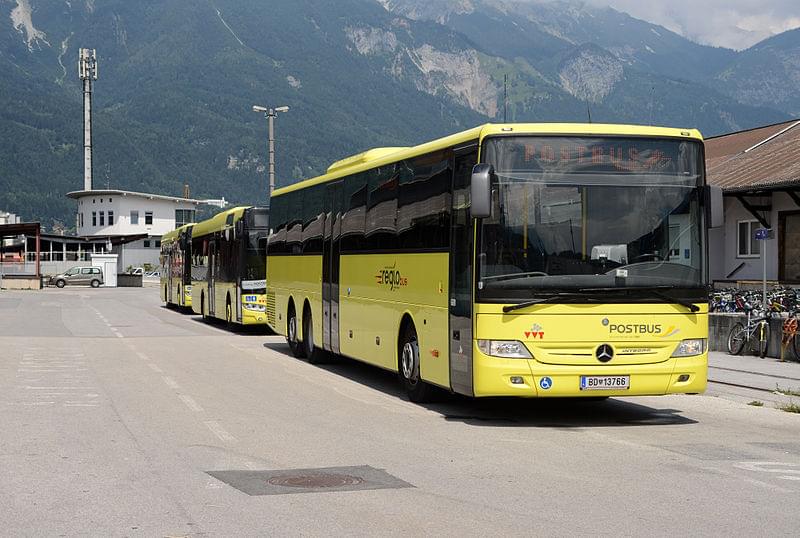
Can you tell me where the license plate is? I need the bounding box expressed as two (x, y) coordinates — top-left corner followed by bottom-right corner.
(580, 375), (630, 390)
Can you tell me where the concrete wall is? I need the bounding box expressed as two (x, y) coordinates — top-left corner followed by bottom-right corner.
(1, 275), (42, 290)
(709, 313), (799, 361)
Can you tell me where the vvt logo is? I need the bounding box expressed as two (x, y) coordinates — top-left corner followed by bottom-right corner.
(375, 262), (408, 291)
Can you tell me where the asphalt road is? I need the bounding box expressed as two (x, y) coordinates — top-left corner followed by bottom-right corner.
(1, 288), (799, 536)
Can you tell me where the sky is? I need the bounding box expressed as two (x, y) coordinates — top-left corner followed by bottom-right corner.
(583, 0), (800, 50)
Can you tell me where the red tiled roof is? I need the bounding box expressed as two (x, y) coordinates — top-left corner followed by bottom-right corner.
(706, 120), (800, 192)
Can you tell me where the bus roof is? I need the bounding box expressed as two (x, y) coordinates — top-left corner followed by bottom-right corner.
(191, 206), (250, 239)
(271, 122), (704, 197)
(161, 223), (194, 245)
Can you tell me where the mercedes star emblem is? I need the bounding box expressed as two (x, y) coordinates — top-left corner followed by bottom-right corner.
(596, 344), (614, 363)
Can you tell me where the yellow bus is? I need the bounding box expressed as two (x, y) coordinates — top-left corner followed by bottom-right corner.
(190, 206), (270, 325)
(265, 123), (722, 402)
(160, 223), (194, 308)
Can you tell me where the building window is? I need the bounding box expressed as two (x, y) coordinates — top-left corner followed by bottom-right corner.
(92, 212), (97, 226)
(80, 213), (84, 227)
(109, 198), (112, 203)
(99, 211), (105, 226)
(175, 209), (196, 228)
(155, 240), (161, 248)
(108, 211), (114, 226)
(130, 210), (139, 225)
(93, 199), (96, 204)
(144, 240), (151, 248)
(737, 220), (761, 257)
(145, 211), (153, 225)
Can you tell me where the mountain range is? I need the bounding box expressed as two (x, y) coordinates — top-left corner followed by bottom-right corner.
(0, 0), (798, 230)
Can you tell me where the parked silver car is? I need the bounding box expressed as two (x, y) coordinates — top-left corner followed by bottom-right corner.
(51, 266), (104, 288)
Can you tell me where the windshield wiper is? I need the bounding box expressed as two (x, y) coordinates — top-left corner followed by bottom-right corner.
(502, 293), (602, 313)
(578, 286), (700, 313)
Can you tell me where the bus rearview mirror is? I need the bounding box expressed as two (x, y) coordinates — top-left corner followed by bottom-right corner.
(704, 185), (723, 228)
(471, 163), (493, 219)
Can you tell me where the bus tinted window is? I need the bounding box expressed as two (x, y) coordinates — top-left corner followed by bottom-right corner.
(267, 195), (287, 255)
(286, 191), (303, 255)
(341, 173), (367, 252)
(366, 165), (398, 250)
(302, 185), (325, 254)
(397, 151), (451, 250)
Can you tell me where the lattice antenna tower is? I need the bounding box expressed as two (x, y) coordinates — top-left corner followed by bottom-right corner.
(79, 48), (98, 191)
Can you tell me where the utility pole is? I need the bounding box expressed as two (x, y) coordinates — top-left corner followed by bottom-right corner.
(78, 48), (98, 191)
(252, 104), (290, 198)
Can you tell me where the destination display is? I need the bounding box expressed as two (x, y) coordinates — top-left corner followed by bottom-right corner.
(484, 136), (701, 177)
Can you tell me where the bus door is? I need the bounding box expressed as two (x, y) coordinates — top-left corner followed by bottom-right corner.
(322, 182), (343, 354)
(166, 245), (174, 303)
(449, 146), (478, 396)
(207, 238), (216, 316)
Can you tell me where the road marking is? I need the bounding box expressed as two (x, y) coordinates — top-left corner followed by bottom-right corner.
(735, 461), (800, 481)
(162, 376), (180, 389)
(148, 363), (163, 373)
(178, 394), (204, 412)
(204, 420), (237, 443)
(21, 386), (93, 390)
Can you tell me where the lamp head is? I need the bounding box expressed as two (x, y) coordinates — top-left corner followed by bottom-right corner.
(275, 106), (290, 113)
(252, 105), (268, 113)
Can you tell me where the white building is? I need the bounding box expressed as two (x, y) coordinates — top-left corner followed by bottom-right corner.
(67, 189), (226, 270)
(706, 120), (800, 284)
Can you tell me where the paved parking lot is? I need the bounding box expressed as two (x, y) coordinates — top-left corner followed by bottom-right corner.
(1, 288), (799, 536)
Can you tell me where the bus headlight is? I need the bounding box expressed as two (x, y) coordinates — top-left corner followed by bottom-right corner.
(477, 340), (532, 359)
(243, 303), (266, 312)
(671, 338), (707, 357)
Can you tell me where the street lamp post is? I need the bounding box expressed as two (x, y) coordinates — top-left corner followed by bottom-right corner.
(252, 104), (290, 198)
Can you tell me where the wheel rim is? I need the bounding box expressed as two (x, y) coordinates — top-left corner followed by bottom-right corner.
(401, 341), (418, 385)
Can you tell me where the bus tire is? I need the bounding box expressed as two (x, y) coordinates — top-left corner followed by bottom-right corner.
(399, 322), (433, 403)
(303, 305), (327, 364)
(287, 302), (306, 358)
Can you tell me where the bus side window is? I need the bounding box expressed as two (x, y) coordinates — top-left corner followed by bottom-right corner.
(302, 185), (325, 254)
(267, 195), (288, 255)
(397, 151), (451, 251)
(366, 165), (398, 251)
(286, 191), (303, 255)
(341, 173), (367, 252)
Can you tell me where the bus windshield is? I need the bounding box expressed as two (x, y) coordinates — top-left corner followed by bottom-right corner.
(477, 136), (706, 301)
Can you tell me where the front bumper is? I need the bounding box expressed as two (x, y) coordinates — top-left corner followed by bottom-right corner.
(472, 347), (707, 397)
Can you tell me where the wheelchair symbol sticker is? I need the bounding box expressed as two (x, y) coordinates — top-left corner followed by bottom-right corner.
(539, 377), (553, 390)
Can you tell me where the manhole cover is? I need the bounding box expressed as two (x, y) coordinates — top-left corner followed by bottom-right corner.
(207, 465), (412, 495)
(268, 473), (363, 488)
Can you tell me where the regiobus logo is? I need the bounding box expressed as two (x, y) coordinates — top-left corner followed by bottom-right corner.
(375, 262), (408, 291)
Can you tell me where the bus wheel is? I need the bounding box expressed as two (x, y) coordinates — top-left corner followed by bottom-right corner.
(303, 306), (327, 364)
(287, 304), (306, 358)
(399, 323), (433, 403)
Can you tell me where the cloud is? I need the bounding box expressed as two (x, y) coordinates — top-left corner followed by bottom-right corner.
(581, 0), (800, 49)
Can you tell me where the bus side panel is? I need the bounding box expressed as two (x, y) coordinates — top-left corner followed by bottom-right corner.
(214, 281), (236, 322)
(160, 276), (168, 303)
(191, 280), (207, 316)
(267, 255), (323, 340)
(338, 253), (449, 387)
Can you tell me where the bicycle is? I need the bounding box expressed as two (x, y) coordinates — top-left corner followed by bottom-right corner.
(781, 309), (799, 361)
(727, 303), (771, 358)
